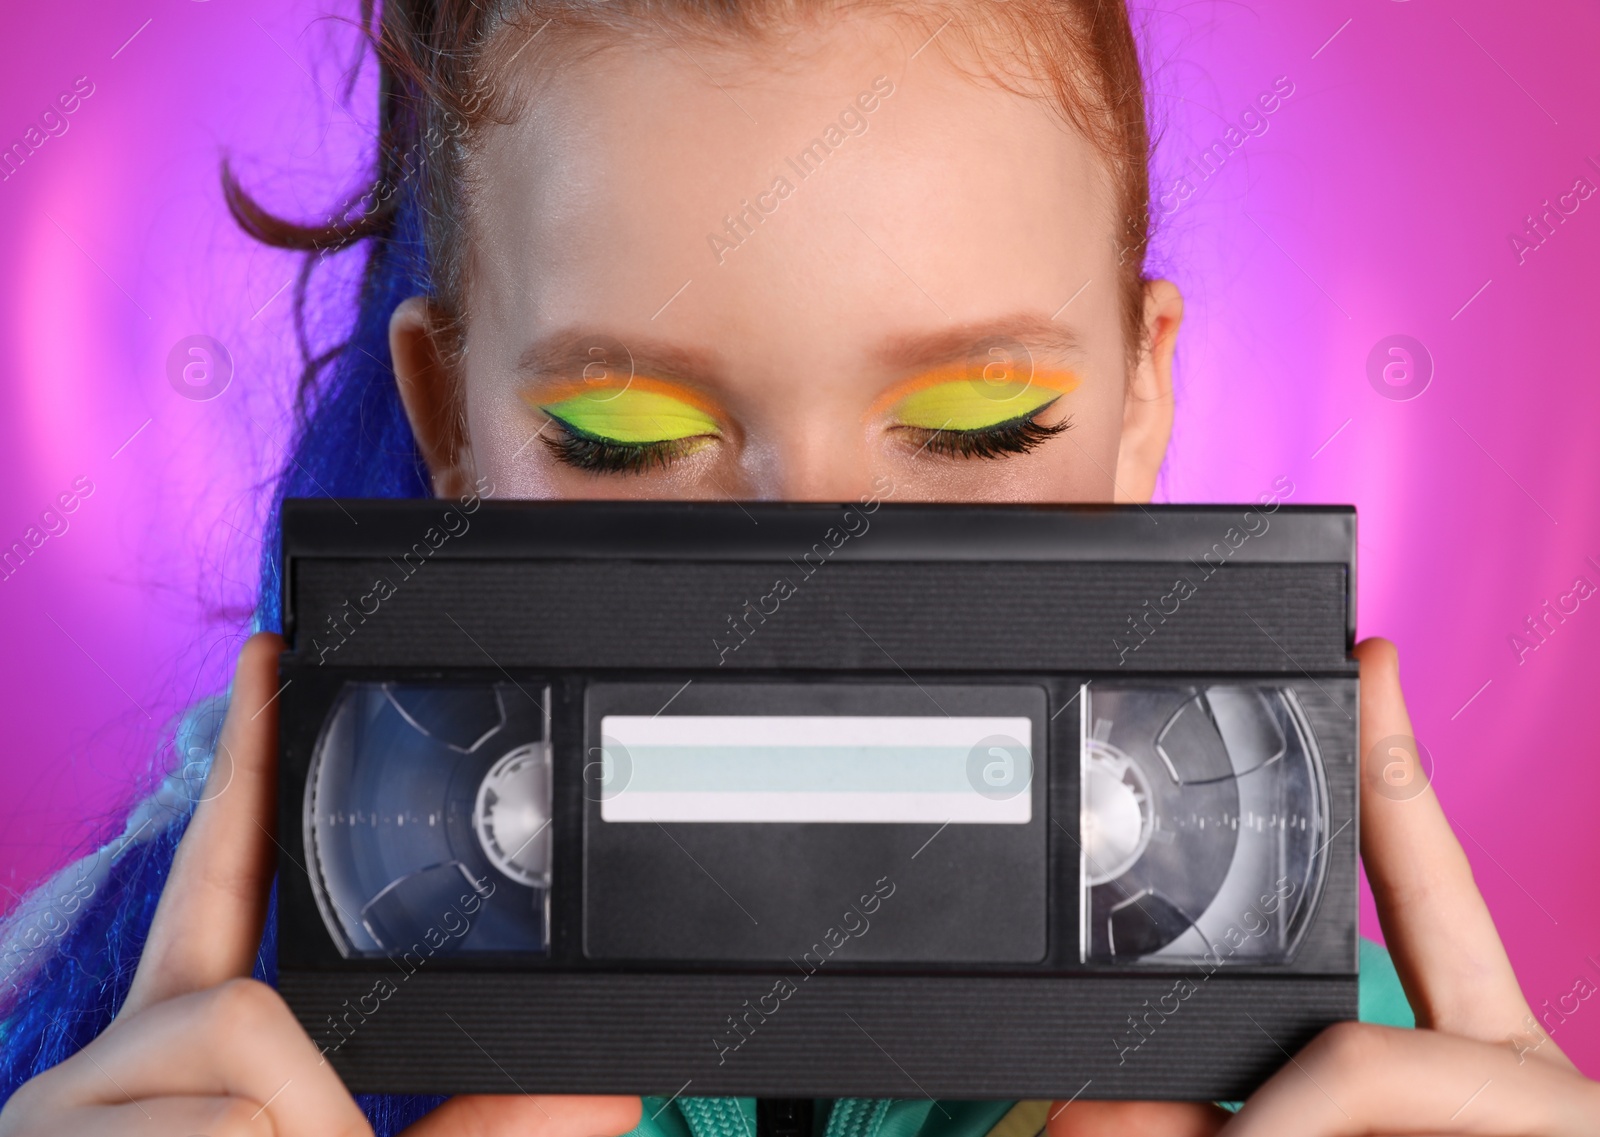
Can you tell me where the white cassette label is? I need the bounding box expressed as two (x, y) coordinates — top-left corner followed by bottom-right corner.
(596, 715), (1033, 823)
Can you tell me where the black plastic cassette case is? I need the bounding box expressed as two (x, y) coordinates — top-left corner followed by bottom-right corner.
(276, 500), (1359, 1101)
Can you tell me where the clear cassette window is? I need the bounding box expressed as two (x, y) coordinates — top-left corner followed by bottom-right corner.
(1079, 683), (1328, 966)
(305, 682), (552, 958)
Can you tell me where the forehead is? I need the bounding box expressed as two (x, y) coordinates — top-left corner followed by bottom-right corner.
(462, 12), (1123, 376)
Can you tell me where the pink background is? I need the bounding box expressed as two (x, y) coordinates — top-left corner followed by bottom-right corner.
(2, 0), (1596, 1074)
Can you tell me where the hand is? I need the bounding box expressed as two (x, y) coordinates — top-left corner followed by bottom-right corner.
(1049, 638), (1599, 1137)
(1219, 638), (1598, 1134)
(0, 633), (642, 1137)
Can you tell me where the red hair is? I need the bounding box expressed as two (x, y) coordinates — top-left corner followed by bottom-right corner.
(224, 0), (1152, 389)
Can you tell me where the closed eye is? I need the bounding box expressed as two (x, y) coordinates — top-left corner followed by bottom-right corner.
(524, 377), (723, 474)
(874, 366), (1081, 460)
(893, 400), (1073, 460)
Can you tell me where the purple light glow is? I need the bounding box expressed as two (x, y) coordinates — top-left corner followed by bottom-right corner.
(1, 0), (1596, 1074)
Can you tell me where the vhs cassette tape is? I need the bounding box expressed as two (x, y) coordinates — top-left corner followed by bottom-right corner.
(276, 501), (1359, 1101)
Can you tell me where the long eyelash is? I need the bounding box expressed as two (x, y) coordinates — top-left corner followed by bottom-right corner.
(539, 404), (1068, 472)
(540, 419), (702, 474)
(902, 406), (1073, 460)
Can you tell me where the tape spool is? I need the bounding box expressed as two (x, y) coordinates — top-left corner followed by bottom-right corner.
(306, 683), (551, 956)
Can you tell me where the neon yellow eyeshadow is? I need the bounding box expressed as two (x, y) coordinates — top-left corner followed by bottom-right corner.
(538, 385), (721, 444)
(892, 377), (1071, 431)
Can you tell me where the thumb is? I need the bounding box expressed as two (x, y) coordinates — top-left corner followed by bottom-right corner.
(402, 1095), (643, 1137)
(1048, 1100), (1228, 1137)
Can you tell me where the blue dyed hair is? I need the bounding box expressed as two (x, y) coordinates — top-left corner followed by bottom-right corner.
(0, 1), (1165, 1127)
(0, 164), (444, 1133)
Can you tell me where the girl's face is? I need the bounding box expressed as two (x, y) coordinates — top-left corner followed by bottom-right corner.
(391, 11), (1182, 504)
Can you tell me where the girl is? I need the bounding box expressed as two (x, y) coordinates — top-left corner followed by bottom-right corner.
(1, 1), (1595, 1134)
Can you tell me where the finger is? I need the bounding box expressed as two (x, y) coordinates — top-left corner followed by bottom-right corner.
(48, 977), (369, 1137)
(1353, 637), (1550, 1050)
(402, 1094), (642, 1137)
(48, 1096), (276, 1137)
(122, 633), (285, 1015)
(1220, 1022), (1600, 1136)
(1047, 1099), (1228, 1137)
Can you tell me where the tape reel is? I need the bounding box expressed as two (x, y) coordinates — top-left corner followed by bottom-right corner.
(305, 682), (553, 957)
(1080, 684), (1327, 964)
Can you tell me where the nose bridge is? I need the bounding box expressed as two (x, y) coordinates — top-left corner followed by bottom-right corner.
(771, 446), (874, 504)
(749, 405), (875, 503)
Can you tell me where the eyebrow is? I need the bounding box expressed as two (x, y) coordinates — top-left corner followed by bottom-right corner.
(870, 313), (1089, 372)
(512, 311), (1088, 387)
(514, 330), (723, 387)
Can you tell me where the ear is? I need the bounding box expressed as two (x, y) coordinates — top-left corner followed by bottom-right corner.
(1113, 277), (1182, 503)
(390, 295), (475, 498)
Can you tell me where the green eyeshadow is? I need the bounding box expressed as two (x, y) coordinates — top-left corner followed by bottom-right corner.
(894, 381), (1062, 431)
(541, 387), (721, 444)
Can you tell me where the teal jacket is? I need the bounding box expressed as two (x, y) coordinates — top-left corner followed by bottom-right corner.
(630, 939), (1415, 1137)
